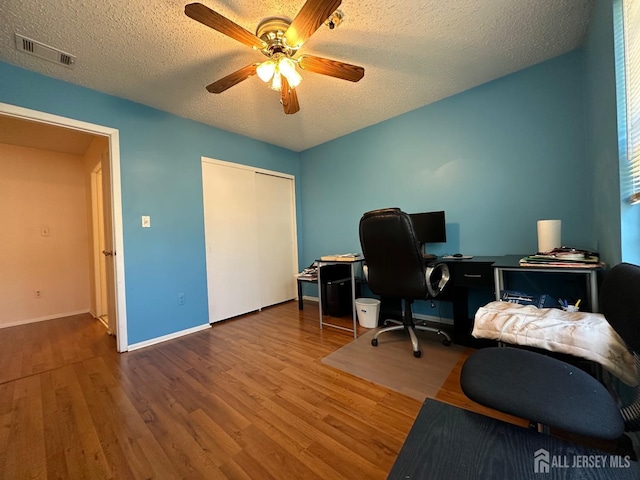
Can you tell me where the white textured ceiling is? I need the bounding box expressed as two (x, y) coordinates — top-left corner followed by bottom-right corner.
(0, 0), (593, 152)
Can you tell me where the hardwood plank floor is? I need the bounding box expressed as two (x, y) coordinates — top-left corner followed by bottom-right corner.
(0, 301), (524, 479)
(0, 314), (115, 385)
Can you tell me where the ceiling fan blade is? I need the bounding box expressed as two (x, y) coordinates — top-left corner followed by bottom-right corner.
(281, 77), (300, 114)
(284, 0), (342, 49)
(185, 3), (265, 50)
(206, 64), (259, 93)
(298, 55), (364, 82)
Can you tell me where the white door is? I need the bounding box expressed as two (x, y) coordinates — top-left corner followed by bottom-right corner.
(91, 154), (118, 336)
(202, 161), (260, 323)
(256, 173), (296, 307)
(93, 168), (109, 319)
(100, 152), (118, 336)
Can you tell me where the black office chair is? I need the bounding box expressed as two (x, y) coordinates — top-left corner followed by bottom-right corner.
(460, 262), (640, 441)
(359, 208), (452, 358)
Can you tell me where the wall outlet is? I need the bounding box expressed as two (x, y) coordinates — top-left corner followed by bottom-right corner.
(177, 292), (185, 305)
(141, 215), (151, 228)
(35, 290), (42, 298)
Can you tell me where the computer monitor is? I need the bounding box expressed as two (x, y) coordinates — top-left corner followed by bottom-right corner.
(409, 211), (446, 259)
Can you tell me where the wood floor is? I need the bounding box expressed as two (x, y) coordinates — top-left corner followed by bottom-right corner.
(0, 300), (523, 479)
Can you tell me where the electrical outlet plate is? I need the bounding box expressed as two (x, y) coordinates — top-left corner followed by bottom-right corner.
(141, 215), (151, 228)
(178, 292), (185, 305)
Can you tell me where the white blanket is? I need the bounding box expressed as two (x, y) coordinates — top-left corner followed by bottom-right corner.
(473, 301), (638, 387)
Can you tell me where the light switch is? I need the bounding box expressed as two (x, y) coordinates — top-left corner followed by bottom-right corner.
(141, 215), (151, 228)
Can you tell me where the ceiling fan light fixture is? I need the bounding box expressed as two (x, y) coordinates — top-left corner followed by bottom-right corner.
(257, 60), (276, 82)
(279, 58), (302, 88)
(270, 71), (282, 91)
(260, 56), (302, 90)
(284, 68), (302, 88)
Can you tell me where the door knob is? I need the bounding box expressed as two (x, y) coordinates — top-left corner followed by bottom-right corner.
(102, 250), (114, 256)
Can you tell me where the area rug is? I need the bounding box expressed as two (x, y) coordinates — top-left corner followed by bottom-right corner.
(322, 327), (466, 401)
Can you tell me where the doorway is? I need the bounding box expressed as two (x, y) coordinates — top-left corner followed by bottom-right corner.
(0, 102), (128, 351)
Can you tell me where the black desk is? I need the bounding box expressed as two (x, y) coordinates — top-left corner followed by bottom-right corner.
(437, 256), (499, 347)
(435, 255), (603, 348)
(388, 399), (639, 479)
(301, 255), (602, 347)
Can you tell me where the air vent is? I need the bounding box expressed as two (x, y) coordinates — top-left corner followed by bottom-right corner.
(15, 34), (76, 69)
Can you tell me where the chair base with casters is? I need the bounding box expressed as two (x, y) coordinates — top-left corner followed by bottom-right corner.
(371, 299), (452, 358)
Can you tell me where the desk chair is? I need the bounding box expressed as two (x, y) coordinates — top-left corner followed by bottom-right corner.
(359, 208), (451, 358)
(460, 262), (640, 441)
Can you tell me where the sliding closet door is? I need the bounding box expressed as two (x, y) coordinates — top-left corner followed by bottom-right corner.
(256, 173), (297, 307)
(202, 161), (260, 323)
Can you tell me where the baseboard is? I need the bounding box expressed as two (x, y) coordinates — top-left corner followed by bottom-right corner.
(87, 310), (110, 332)
(97, 316), (109, 330)
(0, 309), (90, 329)
(127, 323), (211, 352)
(303, 295), (319, 303)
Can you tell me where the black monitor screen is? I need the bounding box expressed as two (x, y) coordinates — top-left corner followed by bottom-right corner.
(409, 211), (447, 244)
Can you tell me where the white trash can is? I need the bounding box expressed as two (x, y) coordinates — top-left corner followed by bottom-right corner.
(355, 298), (381, 328)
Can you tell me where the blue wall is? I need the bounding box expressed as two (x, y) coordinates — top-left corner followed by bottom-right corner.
(0, 62), (300, 344)
(299, 51), (591, 267)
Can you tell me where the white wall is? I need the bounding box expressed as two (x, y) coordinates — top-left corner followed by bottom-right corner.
(0, 143), (91, 327)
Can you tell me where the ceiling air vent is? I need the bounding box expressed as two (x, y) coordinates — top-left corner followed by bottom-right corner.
(15, 34), (76, 68)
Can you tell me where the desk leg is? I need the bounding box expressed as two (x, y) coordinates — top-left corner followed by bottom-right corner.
(297, 279), (303, 310)
(351, 262), (357, 339)
(589, 271), (599, 312)
(451, 286), (470, 346)
(494, 268), (504, 301)
(318, 267), (323, 330)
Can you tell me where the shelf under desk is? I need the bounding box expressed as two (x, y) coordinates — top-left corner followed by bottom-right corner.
(492, 254), (602, 312)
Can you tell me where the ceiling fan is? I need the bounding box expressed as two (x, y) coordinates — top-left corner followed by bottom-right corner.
(184, 0), (365, 114)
